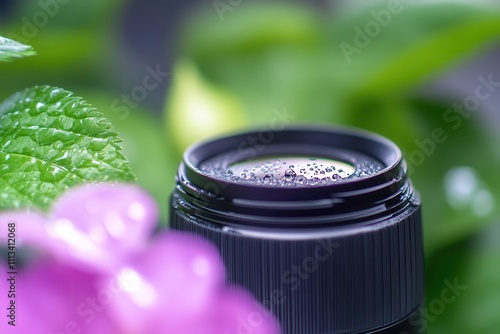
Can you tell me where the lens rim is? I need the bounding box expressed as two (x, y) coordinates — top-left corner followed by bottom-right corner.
(182, 125), (402, 197)
(176, 125), (416, 229)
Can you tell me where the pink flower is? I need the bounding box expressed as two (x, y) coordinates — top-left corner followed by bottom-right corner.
(0, 183), (280, 334)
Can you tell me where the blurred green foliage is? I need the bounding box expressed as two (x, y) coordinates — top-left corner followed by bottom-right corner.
(1, 0), (500, 332)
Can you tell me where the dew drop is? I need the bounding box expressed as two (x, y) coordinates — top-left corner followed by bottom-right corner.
(296, 175), (307, 185)
(53, 140), (64, 150)
(310, 177), (320, 185)
(284, 169), (297, 182)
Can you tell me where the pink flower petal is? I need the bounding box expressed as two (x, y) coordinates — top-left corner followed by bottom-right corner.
(144, 287), (281, 334)
(47, 183), (158, 272)
(106, 231), (226, 333)
(0, 183), (281, 333)
(0, 261), (120, 334)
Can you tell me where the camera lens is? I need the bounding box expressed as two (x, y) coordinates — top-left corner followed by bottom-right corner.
(171, 126), (424, 334)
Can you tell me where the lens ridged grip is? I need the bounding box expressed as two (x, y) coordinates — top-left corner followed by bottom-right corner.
(171, 204), (424, 334)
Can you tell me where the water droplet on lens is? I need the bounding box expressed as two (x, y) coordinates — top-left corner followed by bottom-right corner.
(310, 177), (320, 185)
(284, 169), (296, 181)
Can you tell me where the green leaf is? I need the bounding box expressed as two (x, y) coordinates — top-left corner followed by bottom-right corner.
(0, 86), (135, 210)
(0, 36), (35, 62)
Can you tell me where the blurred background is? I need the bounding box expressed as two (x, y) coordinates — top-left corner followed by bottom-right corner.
(1, 0), (500, 332)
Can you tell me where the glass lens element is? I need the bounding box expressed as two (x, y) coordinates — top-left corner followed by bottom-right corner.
(229, 156), (355, 182)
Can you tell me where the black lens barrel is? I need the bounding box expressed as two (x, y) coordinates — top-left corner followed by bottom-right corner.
(171, 126), (424, 334)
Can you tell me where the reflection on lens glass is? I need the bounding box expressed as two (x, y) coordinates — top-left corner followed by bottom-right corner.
(201, 153), (384, 187)
(229, 156), (355, 186)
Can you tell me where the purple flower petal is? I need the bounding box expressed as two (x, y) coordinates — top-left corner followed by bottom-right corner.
(46, 183), (158, 272)
(105, 231), (226, 333)
(0, 183), (281, 333)
(0, 261), (120, 334)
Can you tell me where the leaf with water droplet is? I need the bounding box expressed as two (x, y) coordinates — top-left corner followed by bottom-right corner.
(0, 36), (35, 62)
(0, 86), (135, 210)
